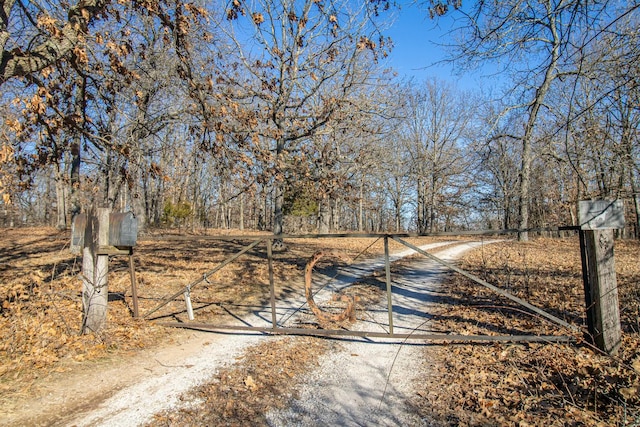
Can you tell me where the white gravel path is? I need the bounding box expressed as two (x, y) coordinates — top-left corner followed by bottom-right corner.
(67, 240), (493, 427)
(266, 240), (493, 426)
(68, 331), (264, 427)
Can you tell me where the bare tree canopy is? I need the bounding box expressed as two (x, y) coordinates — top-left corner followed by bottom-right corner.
(0, 0), (638, 240)
(429, 0), (640, 240)
(203, 0), (391, 241)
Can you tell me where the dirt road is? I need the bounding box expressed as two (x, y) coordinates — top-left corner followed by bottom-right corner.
(266, 241), (491, 426)
(7, 240), (491, 426)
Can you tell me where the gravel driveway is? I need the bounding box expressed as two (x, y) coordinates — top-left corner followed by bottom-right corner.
(266, 241), (491, 426)
(69, 240), (491, 426)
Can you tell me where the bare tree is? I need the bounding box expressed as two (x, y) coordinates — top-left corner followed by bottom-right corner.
(209, 0), (389, 245)
(430, 0), (639, 240)
(580, 14), (640, 236)
(0, 0), (109, 84)
(0, 0), (208, 217)
(401, 78), (474, 233)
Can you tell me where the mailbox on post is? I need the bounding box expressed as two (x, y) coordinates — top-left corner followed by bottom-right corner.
(71, 209), (141, 325)
(70, 213), (87, 255)
(109, 212), (138, 247)
(71, 212), (138, 254)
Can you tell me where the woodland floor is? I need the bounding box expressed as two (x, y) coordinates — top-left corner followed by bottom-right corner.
(0, 228), (638, 426)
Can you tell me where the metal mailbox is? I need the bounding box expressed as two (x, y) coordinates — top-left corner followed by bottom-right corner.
(70, 213), (87, 255)
(109, 212), (138, 247)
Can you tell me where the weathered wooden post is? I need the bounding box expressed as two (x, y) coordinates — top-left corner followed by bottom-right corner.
(71, 208), (110, 334)
(578, 200), (624, 355)
(71, 209), (138, 333)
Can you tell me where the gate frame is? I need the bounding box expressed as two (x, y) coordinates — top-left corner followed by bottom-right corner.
(144, 227), (588, 344)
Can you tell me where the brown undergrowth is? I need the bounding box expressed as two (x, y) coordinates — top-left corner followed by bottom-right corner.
(7, 228), (639, 425)
(411, 237), (640, 426)
(0, 228), (423, 404)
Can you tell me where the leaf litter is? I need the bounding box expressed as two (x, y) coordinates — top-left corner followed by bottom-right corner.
(408, 238), (640, 426)
(1, 230), (639, 426)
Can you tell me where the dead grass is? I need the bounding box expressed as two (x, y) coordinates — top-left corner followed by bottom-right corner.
(4, 229), (639, 425)
(0, 227), (434, 402)
(411, 237), (640, 426)
(0, 228), (168, 400)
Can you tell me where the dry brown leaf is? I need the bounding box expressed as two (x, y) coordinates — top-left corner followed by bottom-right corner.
(244, 375), (258, 391)
(620, 386), (640, 401)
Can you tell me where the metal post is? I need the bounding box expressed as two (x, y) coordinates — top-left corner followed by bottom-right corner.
(267, 239), (277, 330)
(384, 236), (394, 334)
(129, 251), (139, 318)
(184, 286), (194, 321)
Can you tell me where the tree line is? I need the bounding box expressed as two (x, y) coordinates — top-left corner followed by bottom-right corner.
(0, 0), (638, 240)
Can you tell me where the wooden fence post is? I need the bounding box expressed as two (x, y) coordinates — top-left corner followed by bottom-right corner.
(578, 199), (624, 355)
(580, 228), (622, 354)
(580, 229), (622, 354)
(81, 208), (110, 334)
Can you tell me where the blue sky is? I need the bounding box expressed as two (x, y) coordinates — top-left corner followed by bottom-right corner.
(383, 4), (493, 91)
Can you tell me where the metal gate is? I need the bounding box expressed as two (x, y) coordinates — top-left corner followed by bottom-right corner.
(142, 231), (579, 343)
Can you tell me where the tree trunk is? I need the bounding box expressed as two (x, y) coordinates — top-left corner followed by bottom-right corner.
(318, 196), (330, 234)
(273, 184), (284, 233)
(69, 142), (81, 217)
(273, 182), (284, 246)
(517, 136), (533, 241)
(131, 160), (147, 232)
(358, 176), (364, 232)
(626, 140), (640, 239)
(331, 198), (340, 232)
(272, 138), (286, 249)
(633, 189), (640, 240)
(517, 12), (561, 242)
(239, 193), (244, 230)
(261, 188), (268, 230)
(429, 181), (437, 233)
(502, 194), (510, 230)
(69, 75), (85, 218)
(258, 201), (265, 230)
(103, 150), (121, 209)
(55, 162), (67, 230)
(417, 181), (427, 234)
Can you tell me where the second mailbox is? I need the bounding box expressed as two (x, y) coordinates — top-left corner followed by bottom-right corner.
(109, 212), (138, 247)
